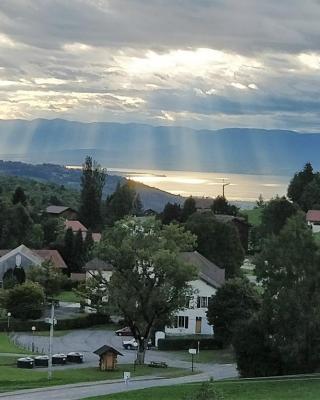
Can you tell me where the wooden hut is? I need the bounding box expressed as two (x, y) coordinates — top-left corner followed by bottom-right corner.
(94, 345), (123, 371)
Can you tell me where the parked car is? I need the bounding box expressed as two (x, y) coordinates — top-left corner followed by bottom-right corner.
(122, 338), (152, 350)
(115, 326), (133, 336)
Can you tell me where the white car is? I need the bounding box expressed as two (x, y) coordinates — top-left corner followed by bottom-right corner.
(122, 338), (152, 350)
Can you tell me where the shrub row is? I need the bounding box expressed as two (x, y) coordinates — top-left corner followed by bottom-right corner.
(157, 337), (222, 351)
(0, 313), (110, 332)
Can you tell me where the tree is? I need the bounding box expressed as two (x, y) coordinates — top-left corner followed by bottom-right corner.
(260, 196), (297, 237)
(181, 196), (197, 222)
(92, 217), (197, 364)
(255, 194), (265, 208)
(4, 281), (45, 320)
(185, 212), (244, 278)
(255, 212), (320, 374)
(299, 174), (320, 211)
(73, 229), (85, 272)
(27, 261), (68, 297)
(12, 186), (27, 206)
(207, 278), (261, 347)
(160, 202), (182, 225)
(79, 156), (106, 230)
(184, 382), (224, 400)
(132, 193), (144, 216)
(211, 196), (238, 216)
(287, 162), (315, 206)
(84, 229), (95, 261)
(62, 228), (75, 274)
(104, 181), (137, 225)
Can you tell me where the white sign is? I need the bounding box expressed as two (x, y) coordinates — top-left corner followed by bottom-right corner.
(189, 348), (197, 355)
(45, 318), (57, 325)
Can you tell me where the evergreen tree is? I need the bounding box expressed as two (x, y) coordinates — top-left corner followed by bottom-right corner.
(12, 186), (27, 206)
(160, 202), (182, 225)
(105, 181), (136, 225)
(63, 228), (74, 274)
(132, 193), (144, 216)
(73, 229), (85, 272)
(287, 162), (315, 207)
(211, 196), (238, 216)
(181, 196), (196, 222)
(84, 229), (94, 261)
(79, 156), (106, 230)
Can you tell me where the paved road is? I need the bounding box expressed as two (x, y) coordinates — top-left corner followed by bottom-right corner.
(0, 364), (237, 400)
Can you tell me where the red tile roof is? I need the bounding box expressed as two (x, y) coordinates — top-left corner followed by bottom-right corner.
(65, 220), (88, 232)
(306, 210), (320, 222)
(34, 250), (67, 269)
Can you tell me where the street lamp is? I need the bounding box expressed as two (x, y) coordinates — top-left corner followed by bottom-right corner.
(7, 312), (11, 330)
(31, 326), (36, 352)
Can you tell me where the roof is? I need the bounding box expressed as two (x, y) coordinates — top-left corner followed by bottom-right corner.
(46, 205), (72, 214)
(306, 210), (320, 222)
(179, 251), (225, 288)
(0, 245), (67, 269)
(84, 258), (113, 271)
(94, 345), (123, 356)
(65, 220), (88, 232)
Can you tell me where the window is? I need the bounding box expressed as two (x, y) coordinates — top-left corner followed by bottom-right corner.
(177, 316), (189, 329)
(197, 296), (208, 308)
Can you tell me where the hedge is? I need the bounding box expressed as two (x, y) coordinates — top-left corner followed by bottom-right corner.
(157, 337), (222, 351)
(0, 313), (110, 332)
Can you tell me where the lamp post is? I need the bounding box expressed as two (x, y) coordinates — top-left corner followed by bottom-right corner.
(7, 312), (11, 330)
(189, 348), (197, 372)
(31, 326), (36, 352)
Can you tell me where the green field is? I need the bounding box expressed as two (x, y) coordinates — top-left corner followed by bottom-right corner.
(243, 208), (262, 226)
(0, 333), (33, 354)
(0, 361), (193, 392)
(85, 379), (320, 400)
(313, 232), (320, 244)
(56, 290), (81, 303)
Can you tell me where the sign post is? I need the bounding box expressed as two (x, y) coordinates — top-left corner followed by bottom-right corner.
(189, 348), (197, 372)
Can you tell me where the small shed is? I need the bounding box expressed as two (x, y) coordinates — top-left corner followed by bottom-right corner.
(94, 345), (123, 371)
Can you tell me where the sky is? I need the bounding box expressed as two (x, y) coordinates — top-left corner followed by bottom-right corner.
(1, 0), (320, 131)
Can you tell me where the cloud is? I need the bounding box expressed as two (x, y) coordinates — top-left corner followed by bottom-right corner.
(0, 1), (319, 131)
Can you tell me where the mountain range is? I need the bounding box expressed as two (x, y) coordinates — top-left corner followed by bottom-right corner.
(0, 118), (319, 175)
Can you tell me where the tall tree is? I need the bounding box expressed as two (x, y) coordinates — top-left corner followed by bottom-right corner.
(89, 217), (196, 364)
(185, 212), (244, 278)
(255, 212), (320, 374)
(181, 196), (197, 222)
(260, 196), (297, 236)
(12, 186), (27, 206)
(80, 156), (106, 230)
(287, 162), (315, 207)
(207, 277), (261, 346)
(160, 202), (182, 225)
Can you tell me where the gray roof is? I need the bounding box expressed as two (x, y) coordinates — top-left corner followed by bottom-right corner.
(179, 251), (225, 288)
(94, 345), (123, 356)
(84, 258), (113, 271)
(46, 205), (71, 214)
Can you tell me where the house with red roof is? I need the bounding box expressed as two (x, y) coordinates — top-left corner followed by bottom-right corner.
(306, 210), (320, 233)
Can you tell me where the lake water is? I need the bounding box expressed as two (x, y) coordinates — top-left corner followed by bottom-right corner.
(107, 167), (290, 202)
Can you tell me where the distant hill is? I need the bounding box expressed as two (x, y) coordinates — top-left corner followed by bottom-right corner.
(0, 118), (319, 175)
(0, 161), (184, 212)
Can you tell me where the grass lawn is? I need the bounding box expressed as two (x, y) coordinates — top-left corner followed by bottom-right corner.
(243, 208), (262, 226)
(56, 290), (81, 303)
(84, 379), (320, 400)
(0, 363), (192, 392)
(0, 333), (33, 354)
(313, 232), (320, 244)
(172, 348), (235, 364)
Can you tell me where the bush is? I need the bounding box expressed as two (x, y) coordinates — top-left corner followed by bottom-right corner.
(158, 337), (222, 351)
(0, 313), (110, 332)
(4, 281), (45, 320)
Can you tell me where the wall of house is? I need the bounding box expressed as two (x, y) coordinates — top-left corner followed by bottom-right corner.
(311, 222), (320, 233)
(0, 253), (41, 280)
(165, 279), (216, 335)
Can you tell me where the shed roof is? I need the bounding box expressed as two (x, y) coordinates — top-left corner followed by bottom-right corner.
(94, 345), (123, 356)
(65, 220), (88, 232)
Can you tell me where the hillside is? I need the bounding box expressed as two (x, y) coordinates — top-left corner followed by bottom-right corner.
(0, 161), (184, 212)
(0, 119), (319, 175)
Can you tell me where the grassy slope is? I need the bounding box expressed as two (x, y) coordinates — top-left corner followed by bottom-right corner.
(243, 208), (262, 226)
(56, 290), (81, 303)
(0, 363), (192, 392)
(85, 379), (320, 400)
(0, 333), (33, 354)
(171, 348), (235, 364)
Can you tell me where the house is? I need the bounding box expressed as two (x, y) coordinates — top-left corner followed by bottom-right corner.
(85, 251), (225, 336)
(94, 345), (123, 371)
(46, 205), (78, 220)
(213, 214), (251, 252)
(64, 220), (102, 243)
(165, 251), (225, 336)
(306, 210), (320, 233)
(0, 244), (67, 281)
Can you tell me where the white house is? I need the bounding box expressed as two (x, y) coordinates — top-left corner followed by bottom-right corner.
(85, 251), (225, 336)
(306, 210), (320, 233)
(165, 251), (225, 335)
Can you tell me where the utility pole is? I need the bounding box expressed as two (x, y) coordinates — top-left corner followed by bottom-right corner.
(222, 179), (230, 198)
(47, 302), (55, 380)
